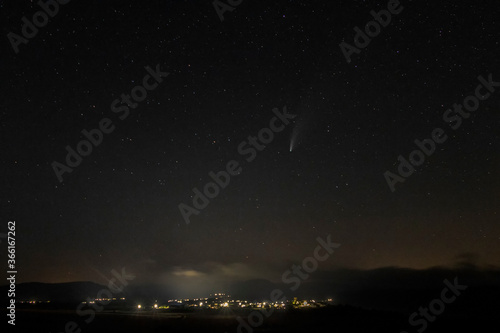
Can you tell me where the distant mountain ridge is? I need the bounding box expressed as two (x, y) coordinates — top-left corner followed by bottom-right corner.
(1, 281), (110, 303)
(3, 265), (500, 312)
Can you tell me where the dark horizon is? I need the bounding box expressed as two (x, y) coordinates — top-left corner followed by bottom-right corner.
(5, 263), (500, 302)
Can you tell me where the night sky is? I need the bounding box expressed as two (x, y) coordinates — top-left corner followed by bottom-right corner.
(1, 0), (499, 292)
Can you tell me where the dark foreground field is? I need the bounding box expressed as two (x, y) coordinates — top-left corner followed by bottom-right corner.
(5, 305), (496, 333)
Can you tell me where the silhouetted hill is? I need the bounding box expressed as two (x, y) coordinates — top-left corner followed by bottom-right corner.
(0, 281), (111, 303)
(3, 265), (500, 315)
(231, 278), (279, 300)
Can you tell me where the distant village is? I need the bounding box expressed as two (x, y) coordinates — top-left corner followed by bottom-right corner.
(19, 292), (336, 311)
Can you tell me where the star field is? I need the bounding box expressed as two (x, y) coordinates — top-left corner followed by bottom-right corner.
(1, 0), (499, 284)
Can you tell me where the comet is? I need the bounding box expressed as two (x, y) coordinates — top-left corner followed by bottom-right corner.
(289, 107), (310, 152)
(289, 118), (302, 152)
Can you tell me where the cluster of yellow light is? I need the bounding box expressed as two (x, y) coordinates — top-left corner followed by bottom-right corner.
(130, 297), (330, 311)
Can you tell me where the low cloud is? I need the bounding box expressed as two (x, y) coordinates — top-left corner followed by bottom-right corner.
(156, 262), (269, 298)
(172, 268), (205, 278)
